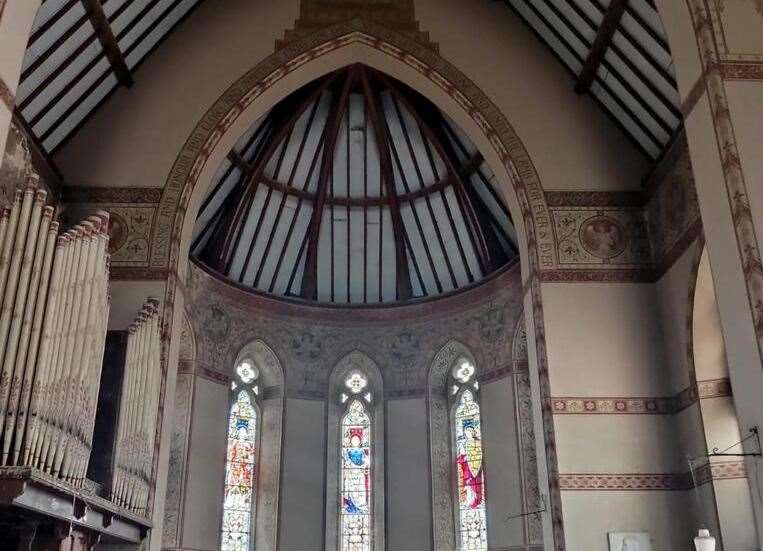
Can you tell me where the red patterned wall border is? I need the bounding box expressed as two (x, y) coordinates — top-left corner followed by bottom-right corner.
(552, 397), (674, 415)
(560, 461), (746, 491)
(545, 191), (645, 208)
(110, 267), (170, 281)
(64, 186), (163, 204)
(560, 473), (688, 491)
(539, 268), (655, 284)
(720, 61), (763, 81)
(552, 378), (732, 415)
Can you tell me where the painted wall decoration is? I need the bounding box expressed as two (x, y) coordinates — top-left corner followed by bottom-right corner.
(179, 261), (541, 550)
(185, 262), (525, 399)
(62, 187), (162, 269)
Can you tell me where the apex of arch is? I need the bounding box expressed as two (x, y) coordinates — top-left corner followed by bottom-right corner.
(275, 1), (438, 52)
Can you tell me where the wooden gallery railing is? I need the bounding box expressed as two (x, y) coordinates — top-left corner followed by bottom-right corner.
(112, 298), (162, 514)
(0, 184), (110, 484)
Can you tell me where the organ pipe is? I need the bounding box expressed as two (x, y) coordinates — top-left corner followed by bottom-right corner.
(0, 181), (111, 489)
(112, 298), (161, 513)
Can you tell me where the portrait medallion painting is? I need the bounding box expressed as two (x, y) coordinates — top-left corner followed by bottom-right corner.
(579, 215), (628, 259)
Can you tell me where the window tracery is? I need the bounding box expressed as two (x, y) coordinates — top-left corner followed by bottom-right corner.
(450, 359), (488, 550)
(221, 360), (260, 551)
(339, 371), (374, 551)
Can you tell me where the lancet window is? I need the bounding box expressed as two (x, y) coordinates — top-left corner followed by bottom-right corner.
(339, 371), (374, 551)
(221, 360), (261, 551)
(450, 358), (488, 550)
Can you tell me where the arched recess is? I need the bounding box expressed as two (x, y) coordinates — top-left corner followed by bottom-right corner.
(326, 350), (385, 551)
(689, 247), (758, 550)
(159, 18), (562, 549)
(428, 339), (476, 551)
(230, 339), (285, 551)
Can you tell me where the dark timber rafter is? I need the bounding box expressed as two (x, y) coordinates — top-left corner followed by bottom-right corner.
(381, 75), (493, 274)
(359, 66), (414, 301)
(193, 65), (521, 304)
(205, 77), (336, 272)
(80, 0), (133, 86)
(300, 68), (357, 300)
(575, 0), (629, 94)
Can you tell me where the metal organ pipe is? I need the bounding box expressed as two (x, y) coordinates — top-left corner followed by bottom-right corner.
(112, 298), (161, 513)
(0, 182), (111, 490)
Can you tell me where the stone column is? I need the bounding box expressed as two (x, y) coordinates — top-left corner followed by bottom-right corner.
(656, 0), (763, 541)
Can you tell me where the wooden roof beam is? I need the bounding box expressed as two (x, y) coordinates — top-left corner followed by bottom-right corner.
(575, 0), (628, 93)
(81, 0), (134, 87)
(300, 71), (356, 300)
(360, 67), (414, 301)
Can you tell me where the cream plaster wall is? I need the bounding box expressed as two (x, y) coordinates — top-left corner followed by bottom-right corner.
(554, 415), (684, 474)
(181, 377), (228, 550)
(0, 0), (40, 162)
(386, 397), (432, 551)
(654, 240), (700, 394)
(562, 491), (692, 551)
(481, 377), (526, 547)
(541, 283), (670, 396)
(278, 398), (326, 550)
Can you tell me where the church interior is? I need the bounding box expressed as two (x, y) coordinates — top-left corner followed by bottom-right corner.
(0, 1), (762, 550)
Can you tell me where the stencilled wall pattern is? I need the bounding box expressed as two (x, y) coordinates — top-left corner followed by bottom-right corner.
(185, 262), (527, 399)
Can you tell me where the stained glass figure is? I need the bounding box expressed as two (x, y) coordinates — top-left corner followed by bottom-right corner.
(454, 389), (487, 550)
(222, 362), (259, 551)
(340, 399), (372, 551)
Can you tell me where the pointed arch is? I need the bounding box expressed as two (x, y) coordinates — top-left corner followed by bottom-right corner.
(221, 339), (284, 551)
(428, 339), (476, 551)
(326, 350), (385, 551)
(160, 19), (562, 548)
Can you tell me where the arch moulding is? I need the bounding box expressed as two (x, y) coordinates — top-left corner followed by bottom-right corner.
(158, 17), (564, 550)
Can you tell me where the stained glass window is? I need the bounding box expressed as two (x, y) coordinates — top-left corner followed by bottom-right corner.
(451, 360), (487, 550)
(222, 361), (260, 551)
(339, 375), (373, 551)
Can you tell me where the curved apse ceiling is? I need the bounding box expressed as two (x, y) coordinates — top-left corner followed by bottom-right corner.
(191, 65), (518, 305)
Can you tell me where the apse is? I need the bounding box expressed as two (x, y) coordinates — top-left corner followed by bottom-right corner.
(190, 64), (518, 304)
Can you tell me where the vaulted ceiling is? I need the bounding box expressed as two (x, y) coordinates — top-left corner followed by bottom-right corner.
(192, 65), (519, 305)
(14, 0), (682, 176)
(499, 0), (682, 160)
(15, 0), (202, 153)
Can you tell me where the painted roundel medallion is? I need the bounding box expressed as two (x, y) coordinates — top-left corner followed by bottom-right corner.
(107, 211), (129, 255)
(579, 215), (627, 259)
